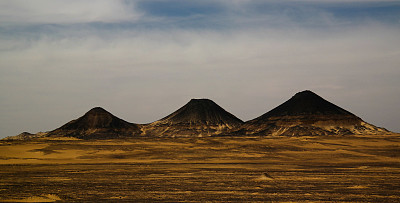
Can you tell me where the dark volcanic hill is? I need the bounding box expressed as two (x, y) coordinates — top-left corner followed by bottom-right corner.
(260, 90), (357, 118)
(143, 99), (244, 137)
(47, 107), (141, 139)
(236, 90), (389, 136)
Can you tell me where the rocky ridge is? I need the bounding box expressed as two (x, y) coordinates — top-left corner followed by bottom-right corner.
(3, 91), (392, 140)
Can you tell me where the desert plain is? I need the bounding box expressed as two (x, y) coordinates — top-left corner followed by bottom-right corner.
(0, 135), (399, 202)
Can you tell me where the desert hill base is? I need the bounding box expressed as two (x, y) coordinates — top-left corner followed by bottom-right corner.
(1, 135), (399, 202)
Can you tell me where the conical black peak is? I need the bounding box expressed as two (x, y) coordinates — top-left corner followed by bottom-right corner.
(234, 90), (389, 137)
(144, 99), (243, 137)
(47, 107), (141, 139)
(157, 98), (243, 125)
(86, 107), (109, 114)
(64, 107), (135, 130)
(258, 90), (356, 119)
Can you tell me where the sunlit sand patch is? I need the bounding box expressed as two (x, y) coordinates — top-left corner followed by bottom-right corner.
(40, 137), (80, 141)
(0, 143), (49, 158)
(254, 172), (275, 181)
(357, 166), (369, 169)
(278, 177), (327, 181)
(2, 194), (61, 202)
(90, 149), (126, 155)
(110, 196), (127, 199)
(47, 177), (72, 181)
(348, 185), (368, 189)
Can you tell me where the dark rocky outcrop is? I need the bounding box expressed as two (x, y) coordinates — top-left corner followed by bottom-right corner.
(47, 107), (141, 139)
(3, 91), (392, 140)
(143, 99), (244, 137)
(2, 132), (43, 141)
(234, 90), (389, 136)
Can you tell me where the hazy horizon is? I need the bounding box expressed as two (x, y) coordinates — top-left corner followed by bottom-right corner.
(1, 0), (400, 138)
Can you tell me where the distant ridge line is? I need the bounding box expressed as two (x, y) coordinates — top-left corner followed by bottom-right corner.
(3, 90), (392, 140)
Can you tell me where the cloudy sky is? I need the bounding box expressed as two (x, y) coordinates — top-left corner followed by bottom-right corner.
(1, 0), (399, 138)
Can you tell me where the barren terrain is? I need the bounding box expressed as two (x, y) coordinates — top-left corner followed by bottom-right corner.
(1, 135), (399, 202)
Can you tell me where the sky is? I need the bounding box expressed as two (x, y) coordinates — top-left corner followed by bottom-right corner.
(1, 0), (400, 138)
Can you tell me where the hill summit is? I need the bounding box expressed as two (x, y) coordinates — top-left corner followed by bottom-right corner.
(143, 99), (243, 137)
(237, 90), (389, 136)
(260, 90), (357, 117)
(157, 99), (243, 125)
(47, 107), (141, 139)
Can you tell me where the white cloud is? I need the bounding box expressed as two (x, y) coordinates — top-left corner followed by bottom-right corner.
(0, 0), (140, 24)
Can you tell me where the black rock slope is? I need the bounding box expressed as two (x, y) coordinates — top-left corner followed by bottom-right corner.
(47, 107), (141, 139)
(143, 99), (244, 137)
(260, 90), (357, 117)
(236, 90), (389, 136)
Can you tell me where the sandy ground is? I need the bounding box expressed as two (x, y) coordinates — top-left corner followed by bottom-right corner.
(0, 135), (399, 202)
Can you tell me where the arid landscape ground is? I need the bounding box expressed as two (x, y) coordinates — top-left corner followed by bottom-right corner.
(1, 135), (399, 202)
